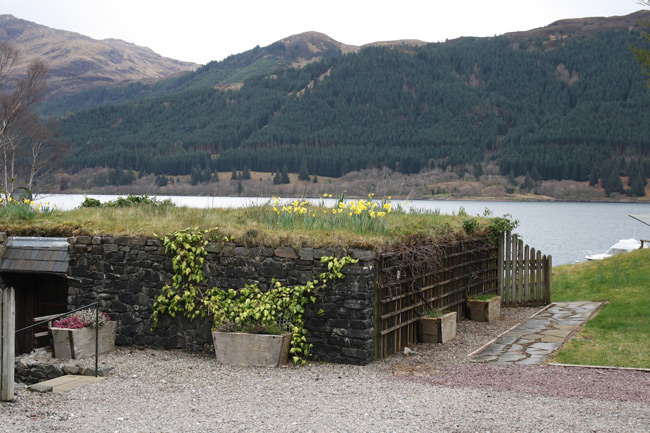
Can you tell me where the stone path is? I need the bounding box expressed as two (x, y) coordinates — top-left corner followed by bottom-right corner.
(27, 375), (105, 393)
(470, 301), (603, 364)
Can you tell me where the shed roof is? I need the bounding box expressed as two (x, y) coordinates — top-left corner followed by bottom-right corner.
(0, 237), (70, 274)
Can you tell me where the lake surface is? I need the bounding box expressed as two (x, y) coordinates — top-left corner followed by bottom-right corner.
(35, 194), (650, 266)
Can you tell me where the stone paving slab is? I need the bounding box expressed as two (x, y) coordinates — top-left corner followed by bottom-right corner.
(470, 301), (602, 365)
(28, 375), (105, 393)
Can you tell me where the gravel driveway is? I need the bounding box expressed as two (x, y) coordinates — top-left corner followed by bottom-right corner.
(3, 307), (649, 433)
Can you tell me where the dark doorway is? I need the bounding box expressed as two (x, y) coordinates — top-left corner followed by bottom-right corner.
(2, 273), (68, 354)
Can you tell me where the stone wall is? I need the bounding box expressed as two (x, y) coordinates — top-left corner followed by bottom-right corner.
(66, 236), (377, 365)
(14, 350), (112, 385)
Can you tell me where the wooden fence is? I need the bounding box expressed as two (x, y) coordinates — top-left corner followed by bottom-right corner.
(375, 239), (498, 359)
(1, 287), (15, 401)
(374, 233), (552, 359)
(499, 232), (552, 306)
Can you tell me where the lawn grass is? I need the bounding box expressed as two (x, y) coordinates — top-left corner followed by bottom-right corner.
(551, 248), (650, 368)
(0, 199), (487, 249)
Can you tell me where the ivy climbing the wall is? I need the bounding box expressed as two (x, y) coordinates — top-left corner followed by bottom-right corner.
(152, 226), (358, 363)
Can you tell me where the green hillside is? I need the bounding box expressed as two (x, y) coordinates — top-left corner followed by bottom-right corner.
(59, 27), (650, 183)
(40, 36), (347, 116)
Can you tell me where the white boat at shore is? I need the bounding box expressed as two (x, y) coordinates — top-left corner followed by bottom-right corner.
(584, 238), (646, 261)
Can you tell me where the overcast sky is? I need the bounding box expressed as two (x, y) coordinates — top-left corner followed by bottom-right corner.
(1, 0), (646, 64)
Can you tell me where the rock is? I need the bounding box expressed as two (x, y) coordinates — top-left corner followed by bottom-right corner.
(403, 347), (420, 356)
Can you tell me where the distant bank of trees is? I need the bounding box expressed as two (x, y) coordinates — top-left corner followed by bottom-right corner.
(58, 27), (650, 192)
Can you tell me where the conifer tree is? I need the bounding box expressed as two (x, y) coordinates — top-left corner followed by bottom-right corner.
(522, 174), (534, 191)
(281, 165), (290, 184)
(630, 171), (646, 197)
(604, 170), (624, 197)
(191, 167), (201, 185)
(242, 166), (251, 180)
(298, 160), (310, 181)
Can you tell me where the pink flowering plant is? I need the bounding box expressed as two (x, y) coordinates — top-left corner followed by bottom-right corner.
(52, 309), (110, 329)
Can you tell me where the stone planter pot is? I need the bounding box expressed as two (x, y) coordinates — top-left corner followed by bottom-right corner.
(212, 332), (292, 367)
(467, 296), (501, 322)
(418, 311), (457, 344)
(51, 321), (117, 359)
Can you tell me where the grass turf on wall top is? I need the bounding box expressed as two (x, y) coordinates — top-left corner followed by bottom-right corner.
(0, 195), (512, 249)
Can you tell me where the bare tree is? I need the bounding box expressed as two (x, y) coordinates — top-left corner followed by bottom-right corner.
(632, 1), (650, 87)
(0, 42), (49, 201)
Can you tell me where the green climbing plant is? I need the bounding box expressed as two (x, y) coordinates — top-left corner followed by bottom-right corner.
(152, 226), (357, 363)
(151, 227), (227, 326)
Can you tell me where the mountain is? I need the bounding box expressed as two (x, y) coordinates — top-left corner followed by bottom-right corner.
(55, 10), (650, 187)
(505, 10), (650, 49)
(37, 30), (426, 115)
(0, 14), (199, 96)
(6, 10), (650, 191)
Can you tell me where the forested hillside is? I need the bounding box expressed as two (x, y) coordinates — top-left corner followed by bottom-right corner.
(40, 32), (355, 115)
(59, 17), (650, 186)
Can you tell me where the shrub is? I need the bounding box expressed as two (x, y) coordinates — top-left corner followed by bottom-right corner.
(79, 195), (175, 209)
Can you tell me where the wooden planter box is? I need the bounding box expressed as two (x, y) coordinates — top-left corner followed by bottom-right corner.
(418, 312), (457, 344)
(212, 332), (292, 367)
(51, 321), (117, 359)
(467, 296), (501, 322)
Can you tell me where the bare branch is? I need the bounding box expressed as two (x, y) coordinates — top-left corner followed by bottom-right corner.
(0, 47), (50, 199)
(0, 42), (19, 91)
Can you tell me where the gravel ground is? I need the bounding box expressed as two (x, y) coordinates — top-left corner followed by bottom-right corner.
(2, 306), (649, 433)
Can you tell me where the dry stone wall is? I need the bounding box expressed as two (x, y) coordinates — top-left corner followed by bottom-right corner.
(66, 236), (377, 365)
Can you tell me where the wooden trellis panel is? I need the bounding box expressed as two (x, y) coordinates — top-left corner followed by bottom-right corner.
(375, 240), (498, 359)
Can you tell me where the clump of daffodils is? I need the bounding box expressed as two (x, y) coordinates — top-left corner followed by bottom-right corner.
(272, 197), (309, 216)
(267, 194), (394, 234)
(0, 196), (54, 219)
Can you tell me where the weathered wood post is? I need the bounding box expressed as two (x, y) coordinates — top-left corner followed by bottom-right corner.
(543, 255), (553, 304)
(497, 233), (504, 299)
(505, 231), (512, 303)
(1, 287), (16, 401)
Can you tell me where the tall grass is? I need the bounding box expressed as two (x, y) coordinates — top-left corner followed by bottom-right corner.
(552, 248), (650, 368)
(0, 196), (481, 248)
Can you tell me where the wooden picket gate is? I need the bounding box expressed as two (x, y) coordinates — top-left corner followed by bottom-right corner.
(498, 232), (552, 306)
(1, 287), (15, 401)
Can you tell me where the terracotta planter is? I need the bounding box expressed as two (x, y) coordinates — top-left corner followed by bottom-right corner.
(51, 321), (117, 359)
(212, 332), (292, 367)
(467, 296), (501, 322)
(418, 311), (457, 344)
